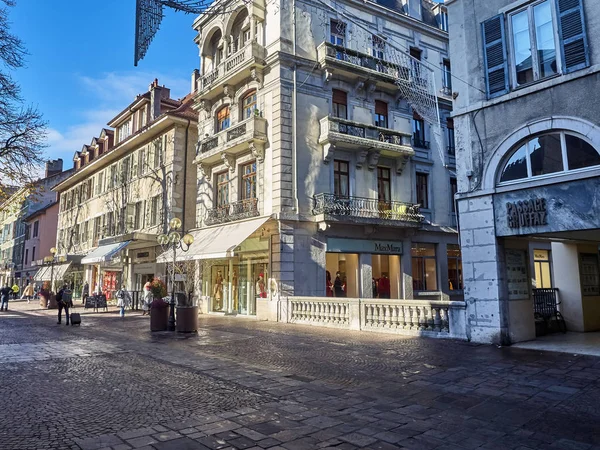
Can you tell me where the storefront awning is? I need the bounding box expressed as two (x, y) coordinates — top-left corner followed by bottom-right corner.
(81, 241), (131, 265)
(157, 216), (270, 263)
(33, 262), (72, 282)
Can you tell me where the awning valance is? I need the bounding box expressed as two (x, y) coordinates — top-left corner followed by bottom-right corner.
(81, 241), (131, 265)
(156, 216), (270, 263)
(33, 262), (72, 282)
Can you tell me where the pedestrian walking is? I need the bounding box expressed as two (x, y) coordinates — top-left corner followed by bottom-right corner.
(0, 285), (11, 311)
(334, 272), (346, 298)
(82, 281), (89, 306)
(116, 285), (131, 318)
(56, 284), (72, 325)
(22, 283), (34, 303)
(11, 284), (19, 300)
(142, 278), (152, 316)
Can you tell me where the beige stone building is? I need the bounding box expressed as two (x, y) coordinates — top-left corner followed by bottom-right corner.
(53, 80), (197, 299)
(176, 0), (466, 337)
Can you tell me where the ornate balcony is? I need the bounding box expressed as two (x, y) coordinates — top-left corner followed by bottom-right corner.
(317, 42), (414, 91)
(319, 116), (414, 173)
(196, 41), (266, 101)
(195, 115), (268, 165)
(313, 193), (424, 225)
(205, 198), (259, 226)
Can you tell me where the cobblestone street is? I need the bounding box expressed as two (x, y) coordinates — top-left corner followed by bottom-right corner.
(1, 302), (599, 450)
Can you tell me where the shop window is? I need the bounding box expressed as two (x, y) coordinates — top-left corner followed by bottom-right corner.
(372, 254), (401, 299)
(216, 106), (231, 132)
(333, 160), (349, 198)
(533, 249), (552, 289)
(447, 244), (463, 290)
(415, 172), (429, 209)
(326, 253), (359, 298)
(374, 101), (388, 128)
(498, 132), (600, 184)
(412, 243), (437, 291)
(216, 171), (229, 207)
(332, 89), (347, 119)
(330, 19), (346, 46)
(242, 91), (257, 119)
(241, 161), (257, 200)
(377, 167), (391, 204)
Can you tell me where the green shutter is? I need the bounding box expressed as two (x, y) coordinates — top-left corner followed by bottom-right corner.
(556, 0), (589, 73)
(482, 14), (509, 98)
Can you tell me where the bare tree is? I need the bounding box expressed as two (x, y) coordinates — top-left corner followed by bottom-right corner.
(0, 0), (47, 207)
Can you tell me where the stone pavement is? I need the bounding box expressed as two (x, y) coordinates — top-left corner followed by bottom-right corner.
(0, 302), (599, 450)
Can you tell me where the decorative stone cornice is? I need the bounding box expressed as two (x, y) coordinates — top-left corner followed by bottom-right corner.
(221, 152), (236, 173)
(249, 142), (265, 162)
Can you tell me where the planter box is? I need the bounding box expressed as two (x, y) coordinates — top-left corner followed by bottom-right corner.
(176, 306), (199, 333)
(150, 307), (169, 331)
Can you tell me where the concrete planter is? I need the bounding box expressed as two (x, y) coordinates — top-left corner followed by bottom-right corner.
(150, 306), (169, 332)
(176, 306), (198, 333)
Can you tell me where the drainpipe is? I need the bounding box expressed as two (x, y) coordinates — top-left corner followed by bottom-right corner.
(182, 119), (191, 233)
(292, 0), (299, 212)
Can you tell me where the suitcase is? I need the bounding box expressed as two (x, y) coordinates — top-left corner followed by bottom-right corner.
(70, 313), (81, 326)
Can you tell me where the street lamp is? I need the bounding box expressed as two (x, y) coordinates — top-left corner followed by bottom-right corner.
(157, 218), (194, 331)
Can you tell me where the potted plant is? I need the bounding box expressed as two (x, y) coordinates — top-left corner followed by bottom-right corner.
(149, 279), (169, 331)
(174, 261), (199, 333)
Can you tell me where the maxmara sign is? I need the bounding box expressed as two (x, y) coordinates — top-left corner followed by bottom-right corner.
(327, 238), (403, 254)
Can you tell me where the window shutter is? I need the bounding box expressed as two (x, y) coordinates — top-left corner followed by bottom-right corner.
(481, 14), (509, 98)
(375, 100), (387, 115)
(332, 89), (347, 105)
(556, 0), (589, 73)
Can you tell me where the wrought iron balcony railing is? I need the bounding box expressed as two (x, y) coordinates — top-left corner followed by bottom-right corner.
(412, 137), (430, 149)
(205, 198), (259, 226)
(196, 116), (268, 158)
(313, 194), (424, 223)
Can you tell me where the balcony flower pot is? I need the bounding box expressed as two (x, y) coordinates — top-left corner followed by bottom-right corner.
(150, 298), (169, 332)
(176, 293), (198, 333)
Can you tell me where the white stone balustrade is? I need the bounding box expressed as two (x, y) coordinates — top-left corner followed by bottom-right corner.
(286, 297), (467, 339)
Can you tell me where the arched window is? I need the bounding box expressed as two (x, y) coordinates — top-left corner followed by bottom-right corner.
(242, 90), (257, 119)
(216, 106), (230, 132)
(230, 9), (249, 54)
(498, 132), (600, 184)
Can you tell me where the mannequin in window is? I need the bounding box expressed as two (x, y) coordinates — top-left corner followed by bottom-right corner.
(213, 270), (224, 310)
(256, 273), (267, 298)
(232, 270), (238, 311)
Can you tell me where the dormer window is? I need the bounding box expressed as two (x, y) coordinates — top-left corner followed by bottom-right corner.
(118, 120), (131, 143)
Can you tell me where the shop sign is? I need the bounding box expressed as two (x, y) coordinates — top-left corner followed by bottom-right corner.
(327, 238), (403, 254)
(506, 198), (547, 229)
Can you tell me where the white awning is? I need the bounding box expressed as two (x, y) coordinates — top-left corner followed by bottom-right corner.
(81, 241), (131, 265)
(33, 262), (72, 282)
(156, 216), (270, 263)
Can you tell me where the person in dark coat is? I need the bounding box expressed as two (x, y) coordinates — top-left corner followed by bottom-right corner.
(0, 285), (11, 311)
(56, 284), (72, 325)
(334, 272), (346, 297)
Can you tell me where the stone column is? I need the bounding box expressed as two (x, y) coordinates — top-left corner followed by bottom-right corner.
(359, 253), (373, 298)
(401, 239), (413, 299)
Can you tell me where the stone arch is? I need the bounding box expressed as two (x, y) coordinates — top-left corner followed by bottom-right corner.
(224, 5), (250, 51)
(200, 25), (224, 59)
(482, 116), (600, 190)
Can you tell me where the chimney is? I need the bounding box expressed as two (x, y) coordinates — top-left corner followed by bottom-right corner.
(191, 69), (200, 94)
(45, 159), (63, 178)
(149, 78), (166, 120)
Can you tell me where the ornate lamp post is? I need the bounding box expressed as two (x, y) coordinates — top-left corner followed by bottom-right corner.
(45, 247), (57, 294)
(157, 218), (194, 332)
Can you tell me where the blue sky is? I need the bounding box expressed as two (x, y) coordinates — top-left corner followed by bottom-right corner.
(10, 1), (199, 169)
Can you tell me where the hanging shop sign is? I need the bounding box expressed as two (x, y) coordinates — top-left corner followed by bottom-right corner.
(506, 198), (547, 229)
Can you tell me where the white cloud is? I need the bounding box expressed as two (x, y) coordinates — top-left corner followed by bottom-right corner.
(44, 71), (191, 167)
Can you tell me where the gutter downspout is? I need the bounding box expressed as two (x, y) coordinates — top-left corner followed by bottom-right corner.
(292, 0), (299, 212)
(182, 119), (191, 233)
